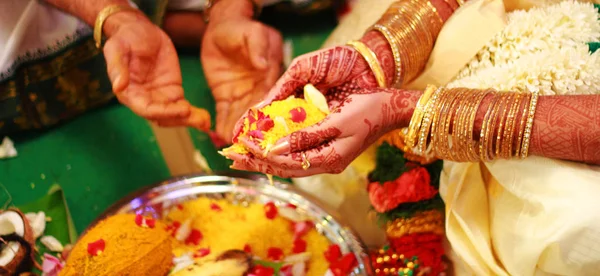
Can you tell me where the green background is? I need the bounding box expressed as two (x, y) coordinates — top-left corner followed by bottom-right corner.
(0, 14), (337, 233)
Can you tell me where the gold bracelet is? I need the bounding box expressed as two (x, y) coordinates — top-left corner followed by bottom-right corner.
(405, 85), (437, 149)
(417, 87), (443, 155)
(479, 91), (499, 161)
(502, 92), (522, 158)
(494, 93), (511, 158)
(372, 24), (403, 87)
(346, 41), (387, 88)
(514, 93), (531, 157)
(94, 4), (137, 48)
(520, 91), (539, 158)
(466, 89), (491, 161)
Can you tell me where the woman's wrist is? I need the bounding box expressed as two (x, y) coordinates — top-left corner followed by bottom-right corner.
(360, 31), (396, 87)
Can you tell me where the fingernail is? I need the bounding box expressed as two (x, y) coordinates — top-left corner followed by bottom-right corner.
(113, 75), (122, 90)
(258, 56), (268, 68)
(270, 141), (290, 155)
(252, 100), (265, 108)
(217, 150), (226, 157)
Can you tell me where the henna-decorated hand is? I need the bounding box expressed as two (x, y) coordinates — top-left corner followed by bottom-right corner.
(231, 32), (395, 140)
(224, 88), (420, 178)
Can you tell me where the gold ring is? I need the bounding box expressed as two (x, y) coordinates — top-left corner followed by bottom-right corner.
(301, 153), (311, 170)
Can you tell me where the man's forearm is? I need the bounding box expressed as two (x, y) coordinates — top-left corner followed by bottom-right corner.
(42, 0), (147, 37)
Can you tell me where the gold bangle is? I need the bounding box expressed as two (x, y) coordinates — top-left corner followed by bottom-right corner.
(94, 4), (137, 48)
(520, 91), (539, 158)
(514, 93), (531, 157)
(405, 85), (437, 149)
(372, 24), (403, 87)
(417, 87), (443, 155)
(346, 40), (387, 88)
(502, 92), (522, 158)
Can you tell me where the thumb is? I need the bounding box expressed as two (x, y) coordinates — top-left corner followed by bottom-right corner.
(103, 37), (130, 93)
(245, 22), (270, 70)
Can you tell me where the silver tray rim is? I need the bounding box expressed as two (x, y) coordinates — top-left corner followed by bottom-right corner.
(91, 171), (374, 275)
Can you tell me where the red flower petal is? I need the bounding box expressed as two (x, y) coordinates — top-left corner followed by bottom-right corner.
(267, 247), (284, 261)
(292, 221), (313, 239)
(135, 214), (143, 227)
(324, 244), (342, 263)
(210, 203), (222, 212)
(280, 265), (293, 276)
(177, 204), (184, 210)
(264, 202), (278, 220)
(145, 218), (156, 229)
(286, 203), (297, 209)
(329, 253), (357, 276)
(185, 229), (203, 245)
(193, 248), (211, 258)
(243, 244), (252, 253)
(250, 264), (275, 276)
(248, 130), (264, 140)
(289, 107), (307, 123)
(87, 239), (105, 256)
(292, 238), (307, 253)
(257, 117), (275, 132)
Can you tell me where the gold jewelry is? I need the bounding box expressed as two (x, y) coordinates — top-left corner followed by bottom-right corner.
(301, 152), (311, 170)
(372, 24), (402, 87)
(405, 85), (437, 149)
(501, 93), (522, 158)
(372, 0), (444, 87)
(520, 91), (539, 158)
(94, 4), (137, 48)
(417, 87), (444, 155)
(346, 40), (387, 88)
(456, 0), (466, 6)
(514, 93), (531, 157)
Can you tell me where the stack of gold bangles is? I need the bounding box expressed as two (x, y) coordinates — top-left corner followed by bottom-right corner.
(370, 0), (444, 88)
(345, 0), (445, 89)
(404, 85), (539, 162)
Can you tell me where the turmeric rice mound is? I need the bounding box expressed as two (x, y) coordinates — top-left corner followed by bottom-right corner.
(166, 197), (331, 275)
(224, 97), (327, 155)
(60, 214), (173, 276)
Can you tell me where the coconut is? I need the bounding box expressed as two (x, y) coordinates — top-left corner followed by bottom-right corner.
(0, 209), (35, 275)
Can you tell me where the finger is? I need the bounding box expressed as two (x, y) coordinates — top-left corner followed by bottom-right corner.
(245, 22), (270, 70)
(103, 37), (130, 94)
(185, 107), (211, 131)
(269, 117), (343, 155)
(128, 97), (191, 120)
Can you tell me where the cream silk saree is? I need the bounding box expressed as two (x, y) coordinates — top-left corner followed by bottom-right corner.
(297, 0), (600, 274)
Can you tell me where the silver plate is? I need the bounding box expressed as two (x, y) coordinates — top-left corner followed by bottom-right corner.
(94, 172), (373, 275)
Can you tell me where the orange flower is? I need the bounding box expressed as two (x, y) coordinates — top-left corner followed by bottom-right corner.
(368, 167), (437, 213)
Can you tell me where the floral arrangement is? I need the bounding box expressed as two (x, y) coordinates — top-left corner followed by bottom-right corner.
(367, 134), (447, 276)
(367, 2), (600, 275)
(450, 1), (600, 95)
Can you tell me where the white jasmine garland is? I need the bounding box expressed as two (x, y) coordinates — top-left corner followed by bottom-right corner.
(450, 1), (600, 96)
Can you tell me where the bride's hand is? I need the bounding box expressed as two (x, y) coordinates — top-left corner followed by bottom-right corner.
(224, 88), (420, 178)
(230, 43), (390, 141)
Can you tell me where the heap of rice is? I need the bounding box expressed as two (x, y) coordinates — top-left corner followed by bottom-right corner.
(165, 197), (331, 275)
(60, 214), (173, 276)
(224, 84), (329, 155)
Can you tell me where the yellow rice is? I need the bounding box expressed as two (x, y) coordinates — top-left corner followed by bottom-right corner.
(165, 197), (330, 275)
(225, 97), (327, 155)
